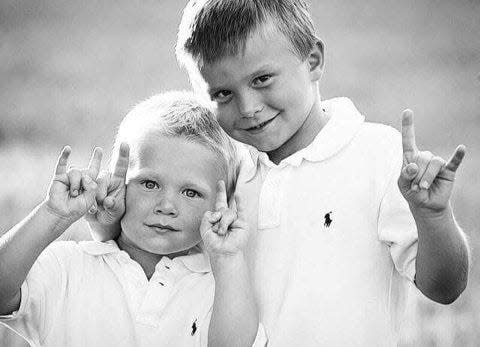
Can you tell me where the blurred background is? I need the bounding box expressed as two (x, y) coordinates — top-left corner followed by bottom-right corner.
(0, 0), (479, 345)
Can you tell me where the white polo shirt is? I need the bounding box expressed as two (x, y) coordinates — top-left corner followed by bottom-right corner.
(0, 241), (215, 347)
(236, 97), (418, 346)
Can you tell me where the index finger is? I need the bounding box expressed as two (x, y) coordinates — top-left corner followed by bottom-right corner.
(54, 146), (71, 176)
(87, 147), (103, 179)
(401, 109), (418, 161)
(214, 180), (228, 211)
(113, 142), (130, 179)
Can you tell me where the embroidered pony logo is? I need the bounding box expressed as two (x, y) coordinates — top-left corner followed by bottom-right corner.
(324, 211), (333, 228)
(191, 319), (197, 336)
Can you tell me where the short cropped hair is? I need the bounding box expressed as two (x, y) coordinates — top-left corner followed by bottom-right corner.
(113, 91), (238, 198)
(176, 0), (318, 70)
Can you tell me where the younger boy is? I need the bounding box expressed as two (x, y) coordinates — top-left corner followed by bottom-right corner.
(0, 91), (263, 347)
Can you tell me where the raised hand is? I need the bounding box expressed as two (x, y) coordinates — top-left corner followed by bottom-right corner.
(200, 181), (249, 257)
(45, 146), (101, 224)
(398, 109), (466, 213)
(85, 142), (129, 228)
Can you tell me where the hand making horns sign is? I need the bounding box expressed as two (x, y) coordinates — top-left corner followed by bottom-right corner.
(398, 109), (466, 213)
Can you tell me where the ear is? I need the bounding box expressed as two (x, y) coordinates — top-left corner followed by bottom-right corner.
(307, 39), (325, 82)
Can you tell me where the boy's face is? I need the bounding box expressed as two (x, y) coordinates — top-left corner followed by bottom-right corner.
(198, 22), (323, 157)
(120, 134), (224, 255)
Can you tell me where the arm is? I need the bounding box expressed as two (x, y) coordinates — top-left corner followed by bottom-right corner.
(200, 182), (258, 347)
(0, 146), (101, 315)
(398, 110), (469, 304)
(85, 143), (129, 241)
(412, 205), (469, 304)
(209, 253), (258, 347)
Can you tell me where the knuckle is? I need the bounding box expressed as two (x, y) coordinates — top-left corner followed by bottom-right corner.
(432, 156), (445, 166)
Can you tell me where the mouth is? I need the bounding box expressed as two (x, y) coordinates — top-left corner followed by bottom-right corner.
(146, 223), (179, 233)
(244, 115), (277, 133)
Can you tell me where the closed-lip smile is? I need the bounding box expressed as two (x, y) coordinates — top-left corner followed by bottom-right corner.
(146, 223), (179, 232)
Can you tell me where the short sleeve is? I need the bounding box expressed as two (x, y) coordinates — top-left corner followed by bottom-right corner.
(199, 312), (268, 347)
(252, 323), (268, 347)
(0, 242), (73, 344)
(377, 133), (418, 282)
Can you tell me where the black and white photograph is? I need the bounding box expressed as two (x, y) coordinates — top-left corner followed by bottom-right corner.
(1, 1), (479, 346)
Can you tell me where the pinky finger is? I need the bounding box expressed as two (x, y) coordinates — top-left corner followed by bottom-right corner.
(54, 146), (71, 176)
(444, 145), (466, 173)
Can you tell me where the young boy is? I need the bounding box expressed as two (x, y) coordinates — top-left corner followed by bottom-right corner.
(0, 91), (264, 347)
(91, 1), (470, 345)
(176, 0), (469, 345)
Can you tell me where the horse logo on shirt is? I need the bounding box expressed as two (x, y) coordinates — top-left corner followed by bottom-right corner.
(324, 211), (333, 228)
(191, 319), (197, 336)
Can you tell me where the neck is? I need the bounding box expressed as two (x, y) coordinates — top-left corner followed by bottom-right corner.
(267, 96), (330, 164)
(117, 233), (189, 279)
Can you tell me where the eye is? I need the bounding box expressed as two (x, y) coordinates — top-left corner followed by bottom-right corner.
(183, 189), (201, 198)
(211, 90), (232, 103)
(252, 74), (272, 86)
(141, 180), (159, 190)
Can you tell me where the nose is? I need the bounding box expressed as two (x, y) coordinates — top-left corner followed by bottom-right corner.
(237, 90), (263, 118)
(154, 195), (178, 217)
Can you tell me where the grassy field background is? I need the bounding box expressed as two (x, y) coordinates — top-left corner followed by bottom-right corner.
(1, 0), (479, 345)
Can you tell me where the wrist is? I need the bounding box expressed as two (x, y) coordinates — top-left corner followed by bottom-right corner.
(39, 201), (75, 232)
(411, 202), (453, 223)
(209, 251), (247, 272)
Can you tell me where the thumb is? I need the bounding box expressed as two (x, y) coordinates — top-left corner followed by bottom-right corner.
(82, 174), (98, 206)
(398, 162), (418, 193)
(103, 196), (116, 210)
(200, 211), (214, 239)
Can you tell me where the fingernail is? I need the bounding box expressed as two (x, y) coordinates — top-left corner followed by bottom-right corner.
(412, 184), (419, 192)
(420, 181), (429, 190)
(104, 198), (114, 209)
(407, 166), (417, 175)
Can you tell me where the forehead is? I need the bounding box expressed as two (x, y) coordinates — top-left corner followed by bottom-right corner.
(128, 134), (224, 183)
(199, 22), (301, 84)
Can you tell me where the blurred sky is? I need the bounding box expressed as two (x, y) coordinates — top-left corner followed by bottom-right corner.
(1, 0), (480, 345)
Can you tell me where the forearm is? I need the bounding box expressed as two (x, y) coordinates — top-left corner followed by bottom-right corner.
(0, 202), (71, 314)
(208, 253), (258, 347)
(414, 204), (470, 304)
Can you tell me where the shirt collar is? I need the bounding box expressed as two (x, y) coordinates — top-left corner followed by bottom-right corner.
(240, 97), (365, 182)
(79, 241), (211, 273)
(173, 244), (211, 273)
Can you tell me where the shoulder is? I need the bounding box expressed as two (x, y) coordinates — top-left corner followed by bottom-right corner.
(41, 240), (118, 267)
(359, 122), (401, 146)
(42, 240), (83, 260)
(354, 122), (402, 162)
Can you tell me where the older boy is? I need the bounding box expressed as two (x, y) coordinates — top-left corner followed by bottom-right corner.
(173, 0), (469, 345)
(0, 91), (263, 347)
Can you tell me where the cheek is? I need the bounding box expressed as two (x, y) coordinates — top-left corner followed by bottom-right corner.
(215, 106), (235, 131)
(184, 201), (213, 230)
(124, 189), (152, 220)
